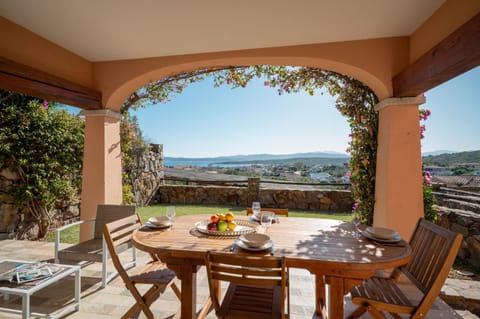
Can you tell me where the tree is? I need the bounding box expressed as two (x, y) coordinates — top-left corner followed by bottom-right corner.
(123, 66), (378, 224)
(0, 90), (84, 239)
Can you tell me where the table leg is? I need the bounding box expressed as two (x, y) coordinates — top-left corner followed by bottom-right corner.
(74, 267), (81, 310)
(177, 264), (197, 319)
(327, 276), (345, 319)
(315, 275), (327, 318)
(22, 294), (29, 319)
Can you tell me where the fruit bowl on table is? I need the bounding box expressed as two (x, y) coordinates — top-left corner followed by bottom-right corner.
(194, 219), (257, 236)
(239, 233), (270, 248)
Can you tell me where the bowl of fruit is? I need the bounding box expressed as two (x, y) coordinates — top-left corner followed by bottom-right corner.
(195, 213), (256, 236)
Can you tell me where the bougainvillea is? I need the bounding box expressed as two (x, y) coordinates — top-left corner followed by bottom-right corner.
(419, 108), (438, 222)
(0, 90), (84, 239)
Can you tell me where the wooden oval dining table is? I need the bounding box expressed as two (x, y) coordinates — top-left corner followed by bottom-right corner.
(132, 214), (411, 319)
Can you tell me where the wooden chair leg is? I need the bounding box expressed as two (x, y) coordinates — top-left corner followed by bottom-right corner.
(123, 285), (161, 319)
(346, 305), (367, 318)
(368, 306), (387, 319)
(171, 282), (181, 300)
(389, 312), (403, 319)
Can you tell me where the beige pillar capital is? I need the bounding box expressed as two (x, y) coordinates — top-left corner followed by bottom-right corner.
(374, 96), (426, 111)
(81, 109), (122, 120)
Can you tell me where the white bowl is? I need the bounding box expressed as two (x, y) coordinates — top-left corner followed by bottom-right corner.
(366, 227), (399, 240)
(239, 233), (270, 248)
(148, 216), (171, 226)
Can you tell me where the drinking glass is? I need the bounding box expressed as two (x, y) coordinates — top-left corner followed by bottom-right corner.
(260, 211), (274, 233)
(252, 202), (261, 217)
(352, 212), (361, 238)
(166, 206), (176, 230)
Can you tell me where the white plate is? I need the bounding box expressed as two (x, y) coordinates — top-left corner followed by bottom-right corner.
(144, 221), (171, 229)
(235, 239), (273, 251)
(361, 230), (401, 243)
(148, 216), (171, 227)
(239, 233), (270, 248)
(195, 220), (257, 236)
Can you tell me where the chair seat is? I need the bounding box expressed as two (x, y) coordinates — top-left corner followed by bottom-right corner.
(57, 239), (103, 262)
(351, 276), (417, 314)
(130, 261), (177, 285)
(217, 283), (283, 319)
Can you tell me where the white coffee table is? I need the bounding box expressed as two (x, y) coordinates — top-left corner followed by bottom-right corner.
(0, 260), (81, 319)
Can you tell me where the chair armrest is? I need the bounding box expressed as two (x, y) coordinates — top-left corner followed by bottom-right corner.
(55, 219), (95, 249)
(56, 219), (95, 233)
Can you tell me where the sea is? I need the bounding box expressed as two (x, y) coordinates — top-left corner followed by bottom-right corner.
(164, 159), (255, 168)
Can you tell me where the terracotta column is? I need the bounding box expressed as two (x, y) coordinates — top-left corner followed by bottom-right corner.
(373, 96), (425, 240)
(80, 109), (123, 241)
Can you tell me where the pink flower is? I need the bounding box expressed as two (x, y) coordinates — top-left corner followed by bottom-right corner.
(42, 100), (49, 109)
(345, 171), (351, 178)
(423, 171), (432, 186)
(352, 202), (359, 212)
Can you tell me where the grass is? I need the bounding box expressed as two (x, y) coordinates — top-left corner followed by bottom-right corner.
(46, 204), (352, 244)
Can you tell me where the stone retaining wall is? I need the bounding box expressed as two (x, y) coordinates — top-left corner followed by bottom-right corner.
(152, 183), (353, 211)
(436, 205), (480, 267)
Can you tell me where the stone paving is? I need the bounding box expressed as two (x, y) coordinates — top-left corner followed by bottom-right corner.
(0, 239), (475, 318)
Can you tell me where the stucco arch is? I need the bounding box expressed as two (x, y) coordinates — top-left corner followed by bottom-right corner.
(96, 38), (409, 110)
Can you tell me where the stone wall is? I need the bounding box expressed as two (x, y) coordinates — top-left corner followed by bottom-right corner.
(436, 205), (480, 267)
(152, 180), (353, 211)
(132, 144), (164, 206)
(0, 166), (80, 239)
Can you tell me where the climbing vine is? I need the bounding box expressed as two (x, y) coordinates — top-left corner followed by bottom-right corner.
(124, 66), (379, 224)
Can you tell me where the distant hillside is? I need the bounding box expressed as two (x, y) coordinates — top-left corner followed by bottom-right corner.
(165, 152), (350, 163)
(218, 156), (350, 166)
(422, 150), (480, 166)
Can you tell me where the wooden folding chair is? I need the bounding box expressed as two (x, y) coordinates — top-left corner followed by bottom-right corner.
(347, 218), (462, 319)
(103, 214), (180, 319)
(246, 207), (289, 217)
(55, 204), (137, 287)
(205, 251), (289, 319)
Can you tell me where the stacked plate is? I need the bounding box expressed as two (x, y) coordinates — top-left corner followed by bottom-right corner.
(361, 226), (401, 243)
(236, 233), (273, 251)
(145, 216), (172, 229)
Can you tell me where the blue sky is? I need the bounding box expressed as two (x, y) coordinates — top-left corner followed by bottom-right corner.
(129, 66), (479, 158)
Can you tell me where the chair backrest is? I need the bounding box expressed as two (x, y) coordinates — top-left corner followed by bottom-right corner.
(205, 251), (288, 315)
(400, 218), (462, 317)
(94, 204), (136, 239)
(103, 214), (142, 282)
(246, 207), (289, 217)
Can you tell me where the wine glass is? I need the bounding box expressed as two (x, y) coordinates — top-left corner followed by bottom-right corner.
(260, 211), (273, 233)
(166, 206), (176, 230)
(352, 212), (361, 238)
(252, 202), (261, 217)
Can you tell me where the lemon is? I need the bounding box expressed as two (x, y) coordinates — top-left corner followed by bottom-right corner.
(227, 221), (236, 231)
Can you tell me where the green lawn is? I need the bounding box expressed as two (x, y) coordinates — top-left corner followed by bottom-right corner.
(46, 204), (352, 244)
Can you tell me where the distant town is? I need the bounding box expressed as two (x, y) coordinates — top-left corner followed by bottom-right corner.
(165, 150), (480, 184)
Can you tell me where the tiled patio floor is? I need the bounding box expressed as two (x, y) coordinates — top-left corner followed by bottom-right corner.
(0, 239), (471, 318)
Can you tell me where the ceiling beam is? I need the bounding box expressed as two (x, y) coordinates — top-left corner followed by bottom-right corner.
(0, 57), (102, 109)
(393, 12), (480, 97)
